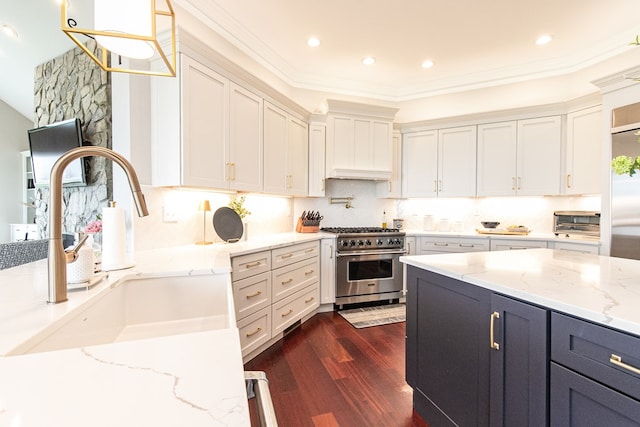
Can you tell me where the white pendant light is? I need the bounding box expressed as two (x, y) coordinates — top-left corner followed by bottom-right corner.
(94, 0), (154, 59)
(61, 0), (176, 77)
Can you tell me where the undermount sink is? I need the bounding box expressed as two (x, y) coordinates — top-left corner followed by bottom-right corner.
(8, 273), (235, 356)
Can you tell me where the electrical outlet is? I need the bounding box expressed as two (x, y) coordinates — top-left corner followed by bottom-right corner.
(163, 206), (178, 223)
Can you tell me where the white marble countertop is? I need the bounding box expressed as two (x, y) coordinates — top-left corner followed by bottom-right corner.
(403, 229), (601, 245)
(401, 248), (640, 336)
(0, 231), (327, 427)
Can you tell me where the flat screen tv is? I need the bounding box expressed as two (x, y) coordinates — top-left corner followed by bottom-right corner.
(28, 118), (87, 187)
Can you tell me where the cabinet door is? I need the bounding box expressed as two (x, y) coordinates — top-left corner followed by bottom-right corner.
(377, 130), (402, 198)
(490, 294), (548, 427)
(490, 239), (548, 251)
(438, 126), (477, 197)
(477, 121), (517, 196)
(263, 102), (288, 194)
(371, 120), (393, 174)
(286, 116), (308, 196)
(550, 362), (640, 427)
(229, 83), (263, 192)
(402, 131), (438, 197)
(326, 115), (353, 175)
(517, 116), (562, 196)
(320, 238), (336, 304)
(180, 55), (229, 188)
(406, 267), (491, 427)
(565, 106), (602, 195)
(308, 123), (326, 197)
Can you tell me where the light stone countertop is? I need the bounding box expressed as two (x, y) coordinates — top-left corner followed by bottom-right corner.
(401, 248), (640, 336)
(0, 231), (328, 427)
(403, 229), (601, 245)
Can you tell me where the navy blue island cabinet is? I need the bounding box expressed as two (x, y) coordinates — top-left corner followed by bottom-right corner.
(405, 266), (549, 427)
(406, 264), (640, 427)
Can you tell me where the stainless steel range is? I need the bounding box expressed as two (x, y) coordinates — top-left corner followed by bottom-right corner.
(321, 227), (406, 308)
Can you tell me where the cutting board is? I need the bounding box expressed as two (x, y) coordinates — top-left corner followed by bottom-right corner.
(475, 228), (531, 236)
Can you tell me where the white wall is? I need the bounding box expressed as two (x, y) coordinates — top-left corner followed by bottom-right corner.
(0, 100), (32, 242)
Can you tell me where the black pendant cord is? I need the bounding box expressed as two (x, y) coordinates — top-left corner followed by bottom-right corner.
(67, 18), (95, 40)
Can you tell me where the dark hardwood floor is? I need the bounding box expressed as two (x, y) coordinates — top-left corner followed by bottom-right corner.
(244, 311), (429, 427)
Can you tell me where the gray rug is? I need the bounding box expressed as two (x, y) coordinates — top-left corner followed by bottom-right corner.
(338, 303), (406, 329)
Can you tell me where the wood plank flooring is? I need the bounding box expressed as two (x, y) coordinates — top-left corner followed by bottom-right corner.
(244, 311), (430, 427)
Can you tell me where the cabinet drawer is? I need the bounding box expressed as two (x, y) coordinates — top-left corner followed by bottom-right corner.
(550, 241), (600, 254)
(233, 271), (271, 320)
(419, 236), (489, 253)
(550, 362), (640, 426)
(271, 258), (319, 302)
(490, 239), (547, 251)
(271, 241), (319, 269)
(272, 284), (319, 335)
(231, 250), (271, 281)
(551, 312), (640, 400)
(237, 307), (271, 357)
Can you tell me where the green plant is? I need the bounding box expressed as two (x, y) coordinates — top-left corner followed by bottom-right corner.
(228, 195), (251, 219)
(611, 130), (640, 176)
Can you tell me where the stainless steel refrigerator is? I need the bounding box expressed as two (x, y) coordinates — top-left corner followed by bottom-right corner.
(611, 102), (640, 260)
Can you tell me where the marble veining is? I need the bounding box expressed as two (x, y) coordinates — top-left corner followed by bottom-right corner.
(401, 248), (640, 336)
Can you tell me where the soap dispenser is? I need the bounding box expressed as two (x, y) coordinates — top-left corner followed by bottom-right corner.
(66, 233), (95, 284)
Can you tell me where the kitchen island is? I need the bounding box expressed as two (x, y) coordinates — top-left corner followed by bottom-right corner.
(401, 248), (640, 427)
(0, 232), (326, 426)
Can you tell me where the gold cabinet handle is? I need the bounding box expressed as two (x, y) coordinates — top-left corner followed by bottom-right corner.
(512, 177), (516, 190)
(281, 278), (293, 285)
(517, 176), (521, 190)
(246, 290), (262, 299)
(388, 181), (392, 193)
(610, 354), (640, 375)
(434, 180), (438, 192)
(245, 261), (261, 268)
(434, 242), (449, 247)
(439, 180), (443, 192)
(225, 162), (231, 181)
(321, 178), (325, 191)
(329, 245), (333, 259)
(304, 269), (315, 275)
(281, 309), (293, 317)
(305, 296), (315, 304)
(231, 162), (236, 181)
(566, 174), (572, 189)
(490, 311), (500, 350)
(246, 327), (262, 338)
(305, 248), (314, 253)
(281, 253), (293, 259)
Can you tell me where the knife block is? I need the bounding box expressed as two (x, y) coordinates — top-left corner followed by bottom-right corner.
(296, 218), (320, 233)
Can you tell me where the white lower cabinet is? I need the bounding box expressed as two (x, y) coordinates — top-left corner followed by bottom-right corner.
(490, 239), (548, 251)
(549, 241), (600, 254)
(418, 236), (489, 254)
(231, 241), (320, 360)
(320, 238), (336, 304)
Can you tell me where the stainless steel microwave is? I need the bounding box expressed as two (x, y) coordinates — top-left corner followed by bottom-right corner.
(553, 211), (600, 237)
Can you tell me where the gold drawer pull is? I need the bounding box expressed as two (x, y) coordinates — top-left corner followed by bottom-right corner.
(610, 354), (640, 375)
(245, 261), (261, 268)
(246, 291), (262, 299)
(305, 248), (314, 253)
(281, 309), (293, 317)
(305, 297), (315, 304)
(281, 253), (293, 259)
(246, 327), (262, 338)
(305, 270), (315, 275)
(282, 278), (293, 285)
(490, 311), (500, 350)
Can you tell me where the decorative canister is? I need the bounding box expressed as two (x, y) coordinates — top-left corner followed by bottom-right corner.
(393, 218), (404, 229)
(67, 234), (95, 284)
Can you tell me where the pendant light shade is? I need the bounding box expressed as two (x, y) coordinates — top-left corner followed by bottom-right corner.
(61, 0), (176, 77)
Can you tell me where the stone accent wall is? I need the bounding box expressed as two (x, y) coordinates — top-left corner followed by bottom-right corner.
(32, 40), (112, 238)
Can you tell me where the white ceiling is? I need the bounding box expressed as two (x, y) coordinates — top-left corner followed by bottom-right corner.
(2, 0), (640, 120)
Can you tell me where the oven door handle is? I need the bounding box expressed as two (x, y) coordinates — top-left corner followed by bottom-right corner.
(336, 249), (407, 257)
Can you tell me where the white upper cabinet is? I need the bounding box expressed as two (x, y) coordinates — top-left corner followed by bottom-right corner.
(516, 116), (562, 196)
(325, 100), (398, 180)
(564, 106), (602, 195)
(151, 54), (263, 191)
(376, 130), (402, 198)
(438, 126), (477, 197)
(402, 130), (438, 197)
(307, 122), (326, 197)
(477, 121), (518, 196)
(402, 126), (477, 198)
(263, 101), (308, 196)
(477, 116), (562, 196)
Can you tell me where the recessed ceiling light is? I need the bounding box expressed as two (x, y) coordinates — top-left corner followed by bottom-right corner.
(307, 37), (320, 48)
(422, 59), (435, 69)
(2, 24), (18, 39)
(362, 56), (376, 65)
(536, 34), (552, 46)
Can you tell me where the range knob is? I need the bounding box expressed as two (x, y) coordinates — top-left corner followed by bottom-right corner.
(340, 240), (349, 248)
(376, 239), (383, 246)
(357, 240), (365, 246)
(348, 240), (356, 247)
(365, 240), (372, 246)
